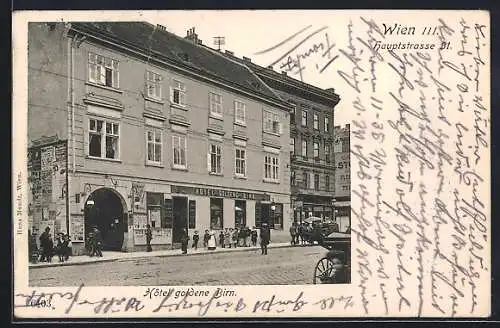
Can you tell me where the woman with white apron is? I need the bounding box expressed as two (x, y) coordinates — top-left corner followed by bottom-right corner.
(207, 230), (217, 251)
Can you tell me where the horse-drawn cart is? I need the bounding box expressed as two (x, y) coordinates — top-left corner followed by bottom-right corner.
(312, 232), (351, 284)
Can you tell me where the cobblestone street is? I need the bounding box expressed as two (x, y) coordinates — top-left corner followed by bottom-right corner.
(30, 246), (326, 286)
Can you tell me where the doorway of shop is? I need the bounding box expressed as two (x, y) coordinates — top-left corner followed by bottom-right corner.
(84, 187), (125, 251)
(172, 196), (188, 244)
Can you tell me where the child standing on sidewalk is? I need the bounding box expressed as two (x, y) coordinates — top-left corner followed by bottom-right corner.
(251, 227), (258, 246)
(203, 230), (210, 249)
(192, 230), (199, 250)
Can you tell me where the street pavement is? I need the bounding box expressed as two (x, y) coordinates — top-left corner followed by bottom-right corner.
(29, 245), (327, 286)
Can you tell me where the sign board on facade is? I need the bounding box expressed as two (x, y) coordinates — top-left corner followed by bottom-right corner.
(70, 216), (85, 242)
(171, 185), (270, 201)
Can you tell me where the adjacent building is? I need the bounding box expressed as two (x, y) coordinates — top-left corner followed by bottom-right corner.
(221, 55), (340, 224)
(28, 22), (292, 254)
(333, 124), (351, 232)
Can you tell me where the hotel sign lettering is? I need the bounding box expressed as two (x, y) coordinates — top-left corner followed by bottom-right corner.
(171, 185), (270, 201)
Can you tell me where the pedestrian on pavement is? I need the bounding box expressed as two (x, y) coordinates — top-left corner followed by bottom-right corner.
(232, 228), (239, 248)
(146, 224), (153, 252)
(55, 232), (67, 262)
(92, 226), (103, 257)
(192, 230), (199, 250)
(39, 227), (53, 262)
(244, 226), (251, 247)
(238, 226), (246, 247)
(224, 228), (231, 248)
(260, 223), (270, 255)
(203, 230), (210, 249)
(207, 230), (217, 251)
(181, 228), (189, 254)
(64, 234), (72, 261)
(290, 223), (298, 246)
(251, 227), (258, 246)
(219, 230), (225, 248)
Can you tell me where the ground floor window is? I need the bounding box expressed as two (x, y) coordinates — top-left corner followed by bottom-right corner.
(234, 199), (246, 228)
(271, 203), (283, 229)
(210, 198), (223, 230)
(146, 192), (163, 228)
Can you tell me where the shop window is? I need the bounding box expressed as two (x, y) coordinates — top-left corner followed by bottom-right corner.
(234, 199), (246, 228)
(210, 198), (223, 230)
(271, 203), (283, 230)
(147, 192), (163, 228)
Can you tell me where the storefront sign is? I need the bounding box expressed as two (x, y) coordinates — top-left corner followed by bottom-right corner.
(171, 185), (270, 201)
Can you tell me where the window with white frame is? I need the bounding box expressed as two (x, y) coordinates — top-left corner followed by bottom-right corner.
(235, 148), (246, 177)
(325, 144), (331, 163)
(302, 171), (308, 188)
(263, 110), (280, 134)
(88, 118), (119, 159)
(234, 101), (246, 125)
(313, 142), (319, 158)
(313, 113), (319, 130)
(210, 144), (222, 174)
(172, 135), (186, 168)
(302, 140), (307, 158)
(146, 129), (162, 164)
(146, 71), (162, 100)
(324, 117), (330, 132)
(290, 103), (296, 123)
(301, 110), (307, 126)
(290, 138), (295, 155)
(88, 53), (119, 88)
(209, 93), (223, 116)
(264, 155), (279, 182)
(314, 173), (320, 190)
(171, 80), (186, 106)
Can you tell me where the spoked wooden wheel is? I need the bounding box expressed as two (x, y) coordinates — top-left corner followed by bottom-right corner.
(313, 257), (335, 284)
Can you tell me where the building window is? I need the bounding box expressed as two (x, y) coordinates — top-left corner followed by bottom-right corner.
(210, 198), (223, 230)
(264, 155), (279, 182)
(234, 101), (246, 125)
(342, 185), (350, 191)
(314, 173), (320, 190)
(146, 130), (162, 164)
(313, 142), (319, 158)
(147, 192), (164, 228)
(290, 103), (296, 123)
(325, 117), (330, 132)
(235, 148), (246, 177)
(302, 140), (307, 158)
(171, 80), (186, 106)
(209, 92), (223, 117)
(88, 53), (119, 88)
(313, 113), (319, 130)
(334, 136), (343, 153)
(303, 172), (308, 189)
(290, 138), (295, 155)
(146, 71), (162, 100)
(263, 110), (281, 134)
(235, 199), (246, 228)
(325, 175), (330, 191)
(210, 144), (222, 174)
(301, 110), (307, 126)
(325, 144), (331, 163)
(172, 135), (186, 169)
(271, 203), (283, 230)
(291, 171), (296, 185)
(88, 118), (119, 159)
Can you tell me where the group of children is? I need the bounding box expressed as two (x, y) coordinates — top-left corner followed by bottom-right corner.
(190, 227), (259, 250)
(29, 227), (73, 263)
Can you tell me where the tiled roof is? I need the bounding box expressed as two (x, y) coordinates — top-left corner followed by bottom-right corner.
(71, 22), (285, 106)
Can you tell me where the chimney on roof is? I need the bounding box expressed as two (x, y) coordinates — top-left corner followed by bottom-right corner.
(156, 24), (166, 31)
(225, 50), (234, 56)
(185, 27), (202, 45)
(267, 65), (273, 70)
(325, 87), (335, 93)
(281, 71), (287, 76)
(242, 56), (251, 62)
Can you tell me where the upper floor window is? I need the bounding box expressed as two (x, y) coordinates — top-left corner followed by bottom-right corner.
(209, 144), (222, 174)
(88, 53), (119, 89)
(171, 80), (186, 106)
(313, 113), (319, 130)
(209, 93), (223, 117)
(290, 138), (295, 155)
(325, 144), (331, 163)
(264, 155), (279, 182)
(313, 142), (319, 158)
(301, 110), (307, 126)
(263, 110), (281, 134)
(146, 71), (162, 100)
(303, 172), (308, 188)
(234, 101), (246, 125)
(146, 129), (162, 165)
(314, 173), (320, 190)
(324, 117), (330, 132)
(290, 103), (296, 123)
(172, 135), (187, 169)
(235, 148), (246, 177)
(302, 140), (307, 158)
(325, 175), (330, 191)
(88, 118), (119, 159)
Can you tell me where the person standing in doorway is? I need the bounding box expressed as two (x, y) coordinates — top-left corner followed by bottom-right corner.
(260, 223), (270, 255)
(146, 224), (153, 252)
(181, 228), (189, 254)
(92, 226), (103, 257)
(251, 227), (258, 246)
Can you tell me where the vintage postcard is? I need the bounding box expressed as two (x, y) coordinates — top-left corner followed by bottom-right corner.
(12, 10), (490, 318)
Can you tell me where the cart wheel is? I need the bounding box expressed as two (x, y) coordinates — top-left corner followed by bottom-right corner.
(313, 257), (345, 284)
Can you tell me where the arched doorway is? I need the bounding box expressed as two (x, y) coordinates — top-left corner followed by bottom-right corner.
(84, 188), (126, 251)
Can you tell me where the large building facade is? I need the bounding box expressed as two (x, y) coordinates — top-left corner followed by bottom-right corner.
(28, 22), (292, 254)
(333, 124), (351, 232)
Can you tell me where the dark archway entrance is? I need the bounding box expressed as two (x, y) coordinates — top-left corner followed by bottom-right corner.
(84, 188), (125, 251)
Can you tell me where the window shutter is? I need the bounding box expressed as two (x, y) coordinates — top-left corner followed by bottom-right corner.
(207, 153), (212, 172)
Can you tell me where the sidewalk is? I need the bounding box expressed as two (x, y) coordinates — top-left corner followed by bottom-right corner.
(29, 242), (293, 269)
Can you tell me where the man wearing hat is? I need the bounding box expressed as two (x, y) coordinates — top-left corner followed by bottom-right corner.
(260, 223), (270, 255)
